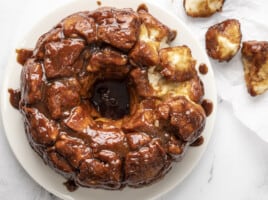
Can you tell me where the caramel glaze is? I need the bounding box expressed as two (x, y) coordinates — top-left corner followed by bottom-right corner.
(16, 49), (33, 66)
(137, 3), (149, 12)
(199, 63), (208, 75)
(190, 136), (204, 147)
(64, 180), (78, 192)
(9, 5), (210, 191)
(8, 89), (21, 109)
(201, 99), (213, 117)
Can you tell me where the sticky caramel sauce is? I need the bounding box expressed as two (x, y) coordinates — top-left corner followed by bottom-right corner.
(199, 63), (208, 75)
(190, 136), (204, 147)
(16, 49), (33, 66)
(201, 99), (213, 117)
(64, 180), (78, 192)
(8, 89), (21, 109)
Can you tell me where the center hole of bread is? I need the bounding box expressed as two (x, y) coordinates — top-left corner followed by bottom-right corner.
(90, 79), (130, 120)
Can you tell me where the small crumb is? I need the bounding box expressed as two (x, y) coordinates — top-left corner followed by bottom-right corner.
(97, 1), (101, 6)
(199, 63), (208, 75)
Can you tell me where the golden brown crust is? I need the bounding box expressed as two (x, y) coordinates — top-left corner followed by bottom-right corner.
(242, 41), (268, 96)
(206, 19), (242, 62)
(183, 0), (225, 18)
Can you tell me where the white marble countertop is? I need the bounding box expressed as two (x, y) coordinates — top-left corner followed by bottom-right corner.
(1, 0), (268, 199)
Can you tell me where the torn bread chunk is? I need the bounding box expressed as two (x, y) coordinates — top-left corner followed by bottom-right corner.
(129, 9), (176, 67)
(159, 46), (197, 82)
(129, 24), (160, 67)
(206, 19), (241, 62)
(148, 67), (204, 103)
(184, 0), (225, 17)
(137, 9), (176, 43)
(242, 41), (268, 96)
(131, 66), (204, 103)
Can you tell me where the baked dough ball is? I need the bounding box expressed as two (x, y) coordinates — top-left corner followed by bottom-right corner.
(60, 12), (97, 44)
(129, 8), (176, 67)
(20, 59), (44, 104)
(183, 0), (225, 17)
(161, 96), (206, 142)
(206, 19), (242, 62)
(87, 47), (129, 77)
(131, 63), (204, 103)
(89, 7), (140, 51)
(159, 46), (197, 82)
(130, 45), (203, 102)
(242, 41), (268, 96)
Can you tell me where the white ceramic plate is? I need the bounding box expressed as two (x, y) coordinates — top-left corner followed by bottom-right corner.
(1, 0), (217, 199)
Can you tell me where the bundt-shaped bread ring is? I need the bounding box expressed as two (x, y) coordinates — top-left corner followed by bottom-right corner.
(12, 6), (208, 190)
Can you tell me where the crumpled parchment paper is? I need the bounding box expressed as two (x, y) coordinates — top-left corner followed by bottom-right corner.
(171, 0), (268, 142)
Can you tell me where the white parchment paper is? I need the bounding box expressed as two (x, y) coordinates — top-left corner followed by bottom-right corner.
(171, 0), (268, 142)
